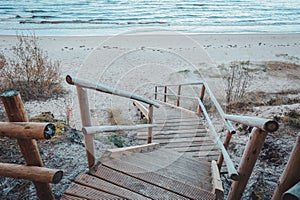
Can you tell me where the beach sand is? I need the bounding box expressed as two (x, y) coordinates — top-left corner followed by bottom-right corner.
(1, 32), (299, 127)
(0, 32), (300, 198)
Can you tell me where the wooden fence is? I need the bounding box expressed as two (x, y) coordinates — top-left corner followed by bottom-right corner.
(0, 90), (62, 200)
(66, 75), (159, 169)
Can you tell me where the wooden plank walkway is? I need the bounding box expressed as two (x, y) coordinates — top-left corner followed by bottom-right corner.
(62, 103), (222, 199)
(62, 144), (217, 200)
(137, 103), (220, 161)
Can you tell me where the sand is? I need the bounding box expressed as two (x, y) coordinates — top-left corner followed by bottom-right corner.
(1, 32), (299, 128)
(0, 31), (300, 199)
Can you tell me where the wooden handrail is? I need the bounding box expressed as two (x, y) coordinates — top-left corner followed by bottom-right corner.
(133, 101), (149, 119)
(0, 122), (55, 140)
(224, 114), (279, 133)
(197, 98), (239, 181)
(66, 75), (160, 108)
(202, 82), (235, 133)
(155, 82), (204, 87)
(0, 163), (63, 184)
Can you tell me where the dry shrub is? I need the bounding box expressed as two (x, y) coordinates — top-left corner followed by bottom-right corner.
(224, 62), (252, 104)
(279, 110), (300, 128)
(0, 34), (64, 101)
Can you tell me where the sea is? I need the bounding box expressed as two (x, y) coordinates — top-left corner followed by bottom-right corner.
(0, 0), (300, 36)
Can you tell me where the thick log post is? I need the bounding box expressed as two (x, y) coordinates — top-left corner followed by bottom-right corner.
(0, 122), (55, 139)
(272, 132), (300, 200)
(0, 90), (54, 200)
(200, 84), (206, 101)
(227, 128), (268, 200)
(147, 104), (153, 144)
(0, 163), (63, 184)
(76, 86), (95, 170)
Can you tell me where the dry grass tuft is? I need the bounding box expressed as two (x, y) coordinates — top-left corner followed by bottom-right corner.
(259, 61), (300, 70)
(224, 61), (252, 104)
(0, 34), (65, 101)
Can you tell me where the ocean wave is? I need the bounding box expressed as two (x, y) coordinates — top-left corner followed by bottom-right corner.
(0, 0), (299, 34)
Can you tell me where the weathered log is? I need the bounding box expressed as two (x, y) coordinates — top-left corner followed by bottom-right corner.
(224, 114), (279, 133)
(227, 128), (268, 200)
(1, 90), (55, 200)
(0, 122), (55, 139)
(0, 163), (63, 184)
(76, 86), (95, 170)
(66, 75), (159, 108)
(272, 133), (300, 200)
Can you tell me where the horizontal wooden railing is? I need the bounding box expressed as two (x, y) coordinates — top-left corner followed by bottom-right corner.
(66, 75), (160, 169)
(0, 122), (56, 139)
(66, 75), (159, 108)
(0, 163), (63, 184)
(0, 90), (62, 200)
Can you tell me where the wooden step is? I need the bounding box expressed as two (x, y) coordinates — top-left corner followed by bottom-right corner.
(101, 158), (215, 200)
(75, 173), (150, 200)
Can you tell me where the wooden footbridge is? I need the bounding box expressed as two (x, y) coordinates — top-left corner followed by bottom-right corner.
(0, 75), (299, 200)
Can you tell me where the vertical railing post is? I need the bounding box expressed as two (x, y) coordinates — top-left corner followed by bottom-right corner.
(272, 132), (300, 200)
(154, 86), (158, 100)
(197, 84), (205, 114)
(217, 130), (233, 170)
(176, 85), (181, 106)
(76, 86), (95, 170)
(147, 104), (153, 144)
(1, 91), (54, 200)
(200, 84), (206, 101)
(164, 86), (167, 102)
(227, 127), (268, 200)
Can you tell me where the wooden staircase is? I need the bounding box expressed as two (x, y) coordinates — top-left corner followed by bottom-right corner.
(136, 103), (220, 161)
(61, 103), (222, 199)
(62, 144), (217, 200)
(62, 76), (280, 200)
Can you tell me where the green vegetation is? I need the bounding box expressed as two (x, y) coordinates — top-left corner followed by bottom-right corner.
(107, 134), (126, 148)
